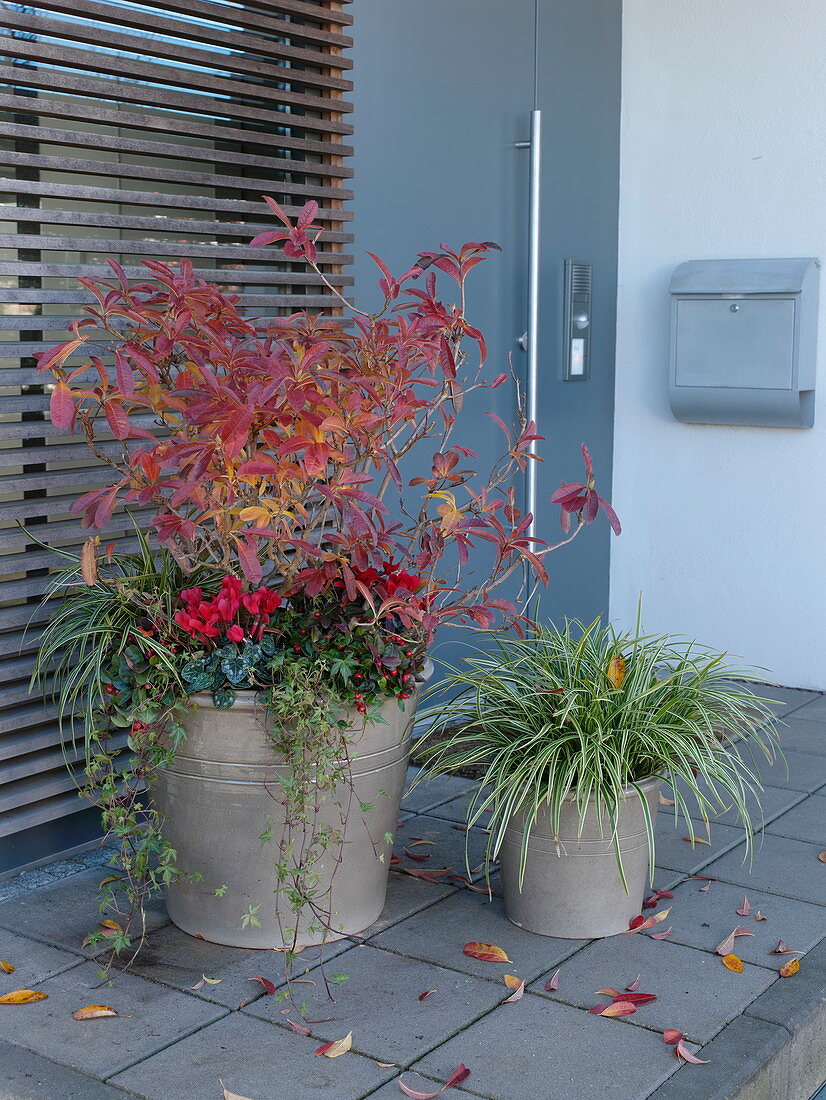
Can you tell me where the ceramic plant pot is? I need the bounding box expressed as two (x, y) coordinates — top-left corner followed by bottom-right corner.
(152, 676), (426, 949)
(498, 776), (661, 939)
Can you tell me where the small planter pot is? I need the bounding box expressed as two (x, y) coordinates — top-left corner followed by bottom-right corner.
(152, 677), (426, 950)
(498, 776), (661, 939)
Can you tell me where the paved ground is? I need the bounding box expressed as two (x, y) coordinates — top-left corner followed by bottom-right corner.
(0, 685), (824, 1099)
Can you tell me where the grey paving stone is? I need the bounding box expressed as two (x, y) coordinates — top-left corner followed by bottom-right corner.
(40, 860), (85, 882)
(110, 1011), (396, 1100)
(702, 833), (826, 906)
(401, 772), (475, 816)
(765, 792), (826, 844)
(773, 716), (826, 756)
(72, 847), (120, 870)
(360, 868), (455, 937)
(531, 933), (776, 1044)
(394, 814), (494, 882)
(662, 878), (826, 967)
(745, 934), (826, 1034)
(734, 683), (822, 718)
(658, 780), (805, 830)
(365, 1073), (489, 1099)
(371, 889), (585, 984)
(0, 928), (85, 987)
(8, 871), (54, 894)
(419, 785), (494, 827)
(413, 991), (681, 1100)
(0, 960), (225, 1079)
(0, 881), (25, 904)
(654, 818), (747, 875)
(245, 942), (508, 1064)
(645, 1015), (791, 1100)
(748, 746), (826, 793)
(0, 1038), (133, 1099)
(785, 693), (826, 723)
(0, 869), (168, 958)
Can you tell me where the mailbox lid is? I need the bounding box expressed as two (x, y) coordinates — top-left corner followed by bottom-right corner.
(674, 298), (795, 390)
(670, 258), (817, 295)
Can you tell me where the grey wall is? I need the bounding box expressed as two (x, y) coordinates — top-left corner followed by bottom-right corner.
(350, 0), (622, 629)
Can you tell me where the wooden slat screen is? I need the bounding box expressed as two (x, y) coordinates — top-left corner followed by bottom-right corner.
(0, 0), (352, 855)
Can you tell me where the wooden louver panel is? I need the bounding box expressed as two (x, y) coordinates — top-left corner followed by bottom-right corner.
(0, 0), (353, 857)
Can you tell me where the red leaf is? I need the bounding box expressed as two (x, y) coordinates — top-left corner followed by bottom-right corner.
(287, 1018), (311, 1036)
(736, 896), (751, 917)
(544, 969), (559, 992)
(615, 992), (658, 1005)
(49, 381), (75, 430)
(663, 1029), (684, 1046)
(628, 915), (644, 931)
(651, 927), (672, 940)
(462, 942), (510, 963)
(676, 1039), (709, 1065)
(249, 975), (275, 995)
(397, 1064), (470, 1099)
(626, 974), (641, 992)
(418, 989), (436, 1002)
(104, 401), (130, 441)
(501, 980), (525, 1004)
(592, 1001), (637, 1017)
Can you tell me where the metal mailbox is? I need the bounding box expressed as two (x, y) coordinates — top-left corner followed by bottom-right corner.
(668, 258), (819, 427)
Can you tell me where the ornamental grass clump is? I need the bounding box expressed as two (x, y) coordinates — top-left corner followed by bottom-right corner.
(415, 616), (781, 885)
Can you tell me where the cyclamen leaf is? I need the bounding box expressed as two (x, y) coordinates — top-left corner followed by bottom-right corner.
(0, 990), (48, 1004)
(462, 942), (510, 963)
(315, 1032), (352, 1058)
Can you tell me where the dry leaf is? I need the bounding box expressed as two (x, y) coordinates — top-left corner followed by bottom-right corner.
(607, 655), (626, 689)
(545, 969), (560, 992)
(676, 1039), (709, 1065)
(626, 974), (641, 992)
(462, 942), (510, 963)
(190, 975), (222, 991)
(219, 1081), (254, 1100)
(0, 990), (48, 1004)
(501, 980), (525, 1004)
(0, 961), (14, 974)
(80, 537), (98, 586)
(397, 1064), (470, 1099)
(721, 954), (743, 973)
(418, 989), (437, 1002)
(663, 1029), (684, 1045)
(715, 927), (754, 955)
(658, 793), (675, 807)
(818, 851), (826, 863)
(769, 940), (803, 955)
(503, 974), (522, 989)
(98, 875), (120, 887)
(99, 919), (123, 932)
(779, 958), (800, 977)
(249, 975), (276, 995)
(699, 882), (712, 893)
(403, 848), (431, 862)
(651, 927), (672, 940)
(376, 1062), (396, 1069)
(286, 1019), (311, 1036)
(614, 992), (657, 1006)
(596, 987), (621, 997)
(682, 836), (711, 845)
(315, 1032), (352, 1058)
(622, 907), (671, 935)
(755, 911), (767, 921)
(72, 1005), (131, 1020)
(735, 896), (751, 917)
(591, 1000), (637, 1017)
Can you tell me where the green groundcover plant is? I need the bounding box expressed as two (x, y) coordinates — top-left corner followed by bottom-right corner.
(414, 615), (781, 887)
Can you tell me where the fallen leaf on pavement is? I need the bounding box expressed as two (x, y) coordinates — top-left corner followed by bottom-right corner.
(249, 975), (276, 995)
(769, 940), (803, 955)
(72, 1005), (131, 1020)
(699, 882), (712, 893)
(286, 1018), (311, 1036)
(721, 954), (743, 972)
(0, 961), (14, 974)
(715, 928), (754, 955)
(590, 1000), (637, 1017)
(315, 1032), (352, 1058)
(501, 980), (525, 1003)
(682, 836), (711, 845)
(676, 1039), (709, 1065)
(615, 992), (658, 1005)
(403, 848), (431, 862)
(376, 1062), (395, 1068)
(818, 851), (826, 863)
(622, 908), (671, 935)
(99, 919), (123, 932)
(626, 974), (641, 992)
(663, 1029), (684, 1045)
(0, 990), (48, 1004)
(503, 975), (522, 990)
(190, 975), (222, 991)
(735, 896), (751, 917)
(779, 958), (800, 977)
(462, 942), (510, 963)
(219, 1081), (254, 1100)
(397, 1063), (470, 1099)
(658, 793), (675, 806)
(418, 989), (437, 1002)
(651, 927), (672, 940)
(755, 911), (767, 921)
(596, 987), (621, 997)
(545, 969), (560, 992)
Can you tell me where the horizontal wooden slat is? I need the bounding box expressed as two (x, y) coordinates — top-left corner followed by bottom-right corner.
(0, 64), (354, 137)
(0, 11), (353, 93)
(0, 151), (353, 202)
(0, 37), (353, 114)
(0, 235), (351, 265)
(0, 179), (353, 222)
(0, 123), (353, 181)
(232, 0), (352, 25)
(25, 0), (354, 70)
(124, 0), (353, 45)
(0, 96), (353, 160)
(0, 263), (351, 285)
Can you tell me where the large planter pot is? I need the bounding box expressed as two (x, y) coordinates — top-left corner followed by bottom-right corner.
(498, 776), (661, 939)
(152, 679), (425, 949)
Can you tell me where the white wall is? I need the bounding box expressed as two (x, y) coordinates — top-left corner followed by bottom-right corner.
(611, 1), (826, 688)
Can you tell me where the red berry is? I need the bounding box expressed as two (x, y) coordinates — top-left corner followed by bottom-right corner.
(104, 683), (118, 695)
(399, 692), (411, 700)
(354, 672), (363, 680)
(354, 693), (362, 700)
(293, 644), (301, 652)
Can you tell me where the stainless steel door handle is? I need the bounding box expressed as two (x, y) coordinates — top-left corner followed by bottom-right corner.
(518, 109), (542, 539)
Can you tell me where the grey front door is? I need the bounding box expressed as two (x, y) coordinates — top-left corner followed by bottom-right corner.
(352, 0), (622, 660)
